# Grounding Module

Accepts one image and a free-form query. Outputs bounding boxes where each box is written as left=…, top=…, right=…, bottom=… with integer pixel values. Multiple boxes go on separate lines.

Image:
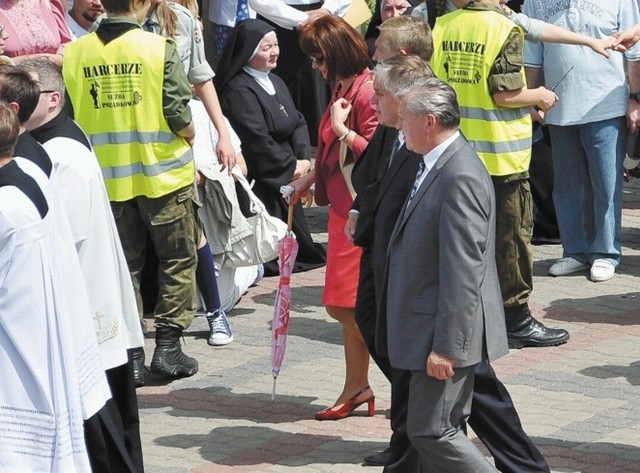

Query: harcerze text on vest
left=83, top=63, right=143, bottom=78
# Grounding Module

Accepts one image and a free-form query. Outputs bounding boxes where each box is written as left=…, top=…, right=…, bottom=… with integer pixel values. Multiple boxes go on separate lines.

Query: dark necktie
left=406, top=160, right=426, bottom=208
left=387, top=136, right=401, bottom=169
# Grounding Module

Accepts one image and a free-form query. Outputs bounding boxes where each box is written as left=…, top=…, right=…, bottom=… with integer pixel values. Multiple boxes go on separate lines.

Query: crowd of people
left=2, top=0, right=640, bottom=471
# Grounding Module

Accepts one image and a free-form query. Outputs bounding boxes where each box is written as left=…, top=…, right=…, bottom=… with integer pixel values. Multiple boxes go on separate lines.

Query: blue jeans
left=548, top=116, right=626, bottom=266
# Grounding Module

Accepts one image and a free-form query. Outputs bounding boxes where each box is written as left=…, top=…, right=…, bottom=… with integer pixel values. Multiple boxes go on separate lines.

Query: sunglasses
left=310, top=55, right=325, bottom=65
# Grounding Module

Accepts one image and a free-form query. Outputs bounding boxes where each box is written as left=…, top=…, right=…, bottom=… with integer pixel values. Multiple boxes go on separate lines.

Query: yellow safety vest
left=63, top=28, right=194, bottom=201
left=431, top=9, right=531, bottom=176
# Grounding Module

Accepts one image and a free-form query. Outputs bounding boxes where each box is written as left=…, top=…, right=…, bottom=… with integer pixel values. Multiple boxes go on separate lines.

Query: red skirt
left=322, top=209, right=362, bottom=308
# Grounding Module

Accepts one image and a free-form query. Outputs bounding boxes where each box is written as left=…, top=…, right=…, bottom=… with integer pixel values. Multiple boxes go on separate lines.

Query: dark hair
left=0, top=67, right=39, bottom=124
left=101, top=0, right=146, bottom=14
left=299, top=16, right=371, bottom=81
left=0, top=100, right=20, bottom=157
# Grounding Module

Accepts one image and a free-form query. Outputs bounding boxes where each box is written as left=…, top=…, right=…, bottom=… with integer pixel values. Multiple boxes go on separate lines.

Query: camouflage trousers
left=111, top=185, right=198, bottom=331
left=493, top=179, right=534, bottom=309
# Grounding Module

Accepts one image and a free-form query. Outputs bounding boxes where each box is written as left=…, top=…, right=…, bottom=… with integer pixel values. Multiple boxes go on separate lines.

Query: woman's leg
left=196, top=232, right=234, bottom=346
left=326, top=305, right=372, bottom=406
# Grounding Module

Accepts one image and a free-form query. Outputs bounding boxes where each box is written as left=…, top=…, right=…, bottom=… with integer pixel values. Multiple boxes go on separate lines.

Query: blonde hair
left=154, top=0, right=179, bottom=38
left=173, top=0, right=199, bottom=19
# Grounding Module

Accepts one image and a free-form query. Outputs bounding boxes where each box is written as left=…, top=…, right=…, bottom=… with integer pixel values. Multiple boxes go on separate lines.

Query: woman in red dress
left=293, top=16, right=378, bottom=420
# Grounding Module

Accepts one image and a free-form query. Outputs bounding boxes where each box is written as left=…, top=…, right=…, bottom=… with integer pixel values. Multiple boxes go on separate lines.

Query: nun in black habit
left=215, top=19, right=326, bottom=277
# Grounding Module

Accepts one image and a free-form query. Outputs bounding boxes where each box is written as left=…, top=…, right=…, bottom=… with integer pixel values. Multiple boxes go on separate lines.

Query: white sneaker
left=549, top=257, right=589, bottom=276
left=206, top=310, right=234, bottom=346
left=590, top=259, right=615, bottom=282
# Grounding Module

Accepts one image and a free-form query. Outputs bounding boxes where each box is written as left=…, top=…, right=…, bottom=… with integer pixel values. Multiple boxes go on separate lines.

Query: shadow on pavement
left=579, top=360, right=640, bottom=386
left=153, top=425, right=386, bottom=467
left=542, top=292, right=640, bottom=325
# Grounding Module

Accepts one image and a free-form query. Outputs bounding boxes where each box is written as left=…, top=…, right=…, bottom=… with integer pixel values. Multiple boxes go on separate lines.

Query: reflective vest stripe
left=100, top=148, right=193, bottom=179
left=459, top=106, right=529, bottom=123
left=470, top=137, right=531, bottom=155
left=89, top=130, right=178, bottom=146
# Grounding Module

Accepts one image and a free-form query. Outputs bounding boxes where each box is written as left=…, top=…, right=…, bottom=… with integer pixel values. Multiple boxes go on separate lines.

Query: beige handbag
left=342, top=0, right=373, bottom=28
left=339, top=139, right=357, bottom=200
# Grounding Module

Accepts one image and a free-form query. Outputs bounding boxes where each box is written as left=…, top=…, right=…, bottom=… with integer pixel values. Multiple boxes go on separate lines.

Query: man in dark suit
left=352, top=56, right=550, bottom=472
left=385, top=77, right=504, bottom=471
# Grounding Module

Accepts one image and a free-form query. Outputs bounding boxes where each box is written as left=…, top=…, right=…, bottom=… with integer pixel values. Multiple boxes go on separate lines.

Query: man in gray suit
left=386, top=78, right=508, bottom=472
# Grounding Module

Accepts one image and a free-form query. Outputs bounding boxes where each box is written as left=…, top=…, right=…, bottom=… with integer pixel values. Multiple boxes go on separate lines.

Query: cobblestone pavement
left=137, top=179, right=640, bottom=473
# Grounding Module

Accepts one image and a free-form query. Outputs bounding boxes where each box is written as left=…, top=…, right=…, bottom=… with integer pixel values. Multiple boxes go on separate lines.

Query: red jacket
left=314, top=69, right=378, bottom=219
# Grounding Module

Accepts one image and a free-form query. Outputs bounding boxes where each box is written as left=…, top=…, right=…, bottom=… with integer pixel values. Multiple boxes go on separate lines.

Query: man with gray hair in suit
left=384, top=77, right=508, bottom=472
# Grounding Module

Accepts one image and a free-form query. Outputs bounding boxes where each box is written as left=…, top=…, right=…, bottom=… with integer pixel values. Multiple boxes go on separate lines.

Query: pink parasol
left=271, top=204, right=299, bottom=400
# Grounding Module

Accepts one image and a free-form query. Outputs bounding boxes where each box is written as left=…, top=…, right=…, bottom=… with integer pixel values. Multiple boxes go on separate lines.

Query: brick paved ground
left=137, top=179, right=640, bottom=473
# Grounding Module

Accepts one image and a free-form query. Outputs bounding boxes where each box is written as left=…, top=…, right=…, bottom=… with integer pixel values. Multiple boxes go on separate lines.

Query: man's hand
left=529, top=106, right=545, bottom=124
left=288, top=172, right=314, bottom=205
left=344, top=212, right=358, bottom=242
left=426, top=351, right=455, bottom=380
left=628, top=99, right=640, bottom=134
left=534, top=87, right=559, bottom=112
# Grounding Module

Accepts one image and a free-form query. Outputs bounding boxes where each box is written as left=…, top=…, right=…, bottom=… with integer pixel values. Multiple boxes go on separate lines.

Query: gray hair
left=372, top=55, right=434, bottom=97
left=20, top=58, right=66, bottom=106
left=401, top=78, right=460, bottom=129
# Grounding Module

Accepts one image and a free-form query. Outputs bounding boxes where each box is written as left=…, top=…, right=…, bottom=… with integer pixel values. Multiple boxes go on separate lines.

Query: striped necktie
left=406, top=160, right=426, bottom=207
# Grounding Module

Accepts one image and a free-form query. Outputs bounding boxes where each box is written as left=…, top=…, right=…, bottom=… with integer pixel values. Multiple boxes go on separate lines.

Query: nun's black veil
left=214, top=19, right=275, bottom=93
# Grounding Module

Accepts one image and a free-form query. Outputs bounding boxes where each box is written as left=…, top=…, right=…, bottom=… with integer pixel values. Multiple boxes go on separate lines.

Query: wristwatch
left=630, top=92, right=640, bottom=102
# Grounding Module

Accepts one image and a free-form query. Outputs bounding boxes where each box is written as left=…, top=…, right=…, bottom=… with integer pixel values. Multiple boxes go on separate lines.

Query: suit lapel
left=374, top=146, right=411, bottom=209
left=393, top=136, right=467, bottom=236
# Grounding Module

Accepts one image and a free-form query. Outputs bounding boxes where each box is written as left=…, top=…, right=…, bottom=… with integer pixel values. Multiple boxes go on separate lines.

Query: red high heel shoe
left=314, top=386, right=375, bottom=421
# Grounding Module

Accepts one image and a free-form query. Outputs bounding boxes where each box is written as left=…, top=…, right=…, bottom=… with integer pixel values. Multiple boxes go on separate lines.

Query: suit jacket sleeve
left=432, top=169, right=493, bottom=362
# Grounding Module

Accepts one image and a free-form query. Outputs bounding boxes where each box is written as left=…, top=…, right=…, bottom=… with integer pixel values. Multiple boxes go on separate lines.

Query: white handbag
left=223, top=170, right=288, bottom=267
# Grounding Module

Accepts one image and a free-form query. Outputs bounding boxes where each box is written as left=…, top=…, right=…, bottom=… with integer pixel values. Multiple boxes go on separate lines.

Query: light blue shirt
left=523, top=0, right=640, bottom=126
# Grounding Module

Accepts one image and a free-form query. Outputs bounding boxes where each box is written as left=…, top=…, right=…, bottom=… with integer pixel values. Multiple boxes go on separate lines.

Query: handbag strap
left=338, top=77, right=372, bottom=200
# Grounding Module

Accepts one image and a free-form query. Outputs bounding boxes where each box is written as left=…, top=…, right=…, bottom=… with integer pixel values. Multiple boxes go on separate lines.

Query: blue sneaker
left=206, top=310, right=233, bottom=346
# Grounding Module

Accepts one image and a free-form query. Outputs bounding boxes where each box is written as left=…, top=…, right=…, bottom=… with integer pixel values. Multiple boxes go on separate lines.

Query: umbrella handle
left=287, top=204, right=294, bottom=233
left=272, top=377, right=277, bottom=402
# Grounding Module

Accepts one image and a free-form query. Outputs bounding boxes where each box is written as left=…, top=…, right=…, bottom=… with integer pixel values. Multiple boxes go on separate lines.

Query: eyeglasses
left=40, top=90, right=56, bottom=94
left=310, top=55, right=324, bottom=65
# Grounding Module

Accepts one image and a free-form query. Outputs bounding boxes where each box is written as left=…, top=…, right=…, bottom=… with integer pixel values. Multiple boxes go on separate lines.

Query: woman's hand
left=216, top=135, right=236, bottom=172
left=330, top=98, right=352, bottom=136
left=292, top=159, right=311, bottom=180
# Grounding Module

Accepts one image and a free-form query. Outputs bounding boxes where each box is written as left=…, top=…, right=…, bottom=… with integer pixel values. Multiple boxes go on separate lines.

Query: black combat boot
left=131, top=347, right=146, bottom=387
left=150, top=326, right=198, bottom=377
left=505, top=304, right=570, bottom=349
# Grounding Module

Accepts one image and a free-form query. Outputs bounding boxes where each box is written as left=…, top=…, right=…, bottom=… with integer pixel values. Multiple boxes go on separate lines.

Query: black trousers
left=84, top=350, right=144, bottom=473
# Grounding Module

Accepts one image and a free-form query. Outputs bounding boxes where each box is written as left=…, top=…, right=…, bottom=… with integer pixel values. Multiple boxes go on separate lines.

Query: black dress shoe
left=363, top=447, right=392, bottom=466
left=131, top=347, right=146, bottom=388
left=507, top=316, right=570, bottom=349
